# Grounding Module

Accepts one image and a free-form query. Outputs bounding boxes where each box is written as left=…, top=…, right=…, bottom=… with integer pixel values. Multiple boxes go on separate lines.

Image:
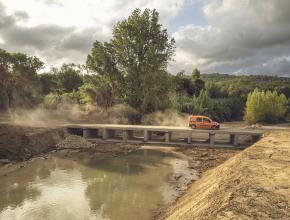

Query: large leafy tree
left=54, top=64, right=83, bottom=93
left=0, top=48, right=43, bottom=109
left=87, top=8, right=175, bottom=113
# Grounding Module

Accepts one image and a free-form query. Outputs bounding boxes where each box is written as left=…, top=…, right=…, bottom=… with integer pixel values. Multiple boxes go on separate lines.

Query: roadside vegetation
left=245, top=89, right=288, bottom=124
left=0, top=9, right=289, bottom=124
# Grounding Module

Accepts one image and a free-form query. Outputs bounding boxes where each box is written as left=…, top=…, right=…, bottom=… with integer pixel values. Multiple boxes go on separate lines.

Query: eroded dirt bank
left=0, top=124, right=141, bottom=164
left=0, top=124, right=67, bottom=161
left=161, top=131, right=290, bottom=220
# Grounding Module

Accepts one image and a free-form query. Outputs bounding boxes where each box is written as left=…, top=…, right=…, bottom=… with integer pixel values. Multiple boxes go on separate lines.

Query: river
left=0, top=148, right=196, bottom=220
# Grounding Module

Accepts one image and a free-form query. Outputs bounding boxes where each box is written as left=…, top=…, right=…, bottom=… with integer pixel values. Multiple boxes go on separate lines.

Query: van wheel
left=191, top=125, right=196, bottom=129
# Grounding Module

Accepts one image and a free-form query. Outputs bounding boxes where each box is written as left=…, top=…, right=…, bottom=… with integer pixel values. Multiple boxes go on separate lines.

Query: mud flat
left=160, top=130, right=290, bottom=220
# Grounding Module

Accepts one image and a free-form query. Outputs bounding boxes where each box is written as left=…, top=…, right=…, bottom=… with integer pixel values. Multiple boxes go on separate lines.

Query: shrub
left=245, top=89, right=288, bottom=124
left=176, top=90, right=243, bottom=122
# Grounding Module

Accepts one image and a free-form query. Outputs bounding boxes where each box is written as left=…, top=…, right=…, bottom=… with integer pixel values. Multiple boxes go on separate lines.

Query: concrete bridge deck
left=64, top=124, right=264, bottom=148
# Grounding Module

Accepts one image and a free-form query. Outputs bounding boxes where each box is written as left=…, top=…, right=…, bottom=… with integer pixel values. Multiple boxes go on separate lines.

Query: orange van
left=189, top=115, right=220, bottom=130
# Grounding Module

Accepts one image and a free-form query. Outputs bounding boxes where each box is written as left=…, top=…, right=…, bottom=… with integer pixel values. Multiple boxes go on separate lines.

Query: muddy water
left=0, top=149, right=195, bottom=220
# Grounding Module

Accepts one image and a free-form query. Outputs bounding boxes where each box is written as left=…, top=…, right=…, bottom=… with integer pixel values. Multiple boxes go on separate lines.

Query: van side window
left=203, top=118, right=211, bottom=123
left=196, top=117, right=202, bottom=122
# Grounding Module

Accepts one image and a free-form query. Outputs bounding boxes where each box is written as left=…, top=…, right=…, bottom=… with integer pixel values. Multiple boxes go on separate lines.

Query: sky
left=0, top=0, right=290, bottom=76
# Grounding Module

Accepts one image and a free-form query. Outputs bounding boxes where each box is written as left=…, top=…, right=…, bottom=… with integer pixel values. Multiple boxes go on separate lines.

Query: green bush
left=245, top=89, right=288, bottom=124
left=177, top=90, right=243, bottom=122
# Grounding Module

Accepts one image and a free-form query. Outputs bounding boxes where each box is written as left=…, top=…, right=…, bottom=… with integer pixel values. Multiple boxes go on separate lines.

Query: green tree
left=38, top=73, right=57, bottom=95
left=0, top=48, right=43, bottom=109
left=87, top=8, right=175, bottom=114
left=192, top=68, right=200, bottom=80
left=0, top=49, right=12, bottom=110
left=55, top=64, right=83, bottom=92
left=245, top=89, right=288, bottom=124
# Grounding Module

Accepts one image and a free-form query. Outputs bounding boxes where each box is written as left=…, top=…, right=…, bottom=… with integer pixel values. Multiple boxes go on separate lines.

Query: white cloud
left=1, top=0, right=290, bottom=76
left=0, top=0, right=188, bottom=69
left=3, top=0, right=187, bottom=28
left=171, top=0, right=290, bottom=76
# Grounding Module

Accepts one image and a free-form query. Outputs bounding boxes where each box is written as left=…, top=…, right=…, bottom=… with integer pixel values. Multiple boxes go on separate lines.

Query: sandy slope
left=162, top=131, right=290, bottom=220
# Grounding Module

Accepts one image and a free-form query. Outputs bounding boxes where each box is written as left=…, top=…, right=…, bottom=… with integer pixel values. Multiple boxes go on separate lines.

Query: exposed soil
left=0, top=124, right=67, bottom=161
left=151, top=147, right=240, bottom=218
left=160, top=130, right=290, bottom=220
left=177, top=147, right=240, bottom=174
left=0, top=124, right=143, bottom=165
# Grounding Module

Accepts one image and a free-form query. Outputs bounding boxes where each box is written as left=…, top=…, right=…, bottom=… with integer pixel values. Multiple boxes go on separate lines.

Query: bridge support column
left=102, top=128, right=108, bottom=140
left=187, top=132, right=192, bottom=144
left=144, top=130, right=152, bottom=142
left=102, top=129, right=115, bottom=140
left=123, top=130, right=133, bottom=142
left=230, top=134, right=238, bottom=146
left=209, top=132, right=215, bottom=146
left=83, top=129, right=98, bottom=139
left=165, top=132, right=172, bottom=143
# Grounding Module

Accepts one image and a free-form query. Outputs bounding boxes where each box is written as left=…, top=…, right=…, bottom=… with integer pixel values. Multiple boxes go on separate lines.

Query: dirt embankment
left=0, top=124, right=141, bottom=163
left=0, top=124, right=67, bottom=161
left=161, top=131, right=290, bottom=220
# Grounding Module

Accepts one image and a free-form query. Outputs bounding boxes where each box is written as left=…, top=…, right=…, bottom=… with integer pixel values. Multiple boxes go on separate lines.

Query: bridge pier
left=165, top=131, right=172, bottom=143
left=209, top=132, right=215, bottom=145
left=102, top=129, right=115, bottom=140
left=187, top=132, right=192, bottom=144
left=144, top=130, right=152, bottom=142
left=123, top=130, right=134, bottom=142
left=230, top=134, right=238, bottom=146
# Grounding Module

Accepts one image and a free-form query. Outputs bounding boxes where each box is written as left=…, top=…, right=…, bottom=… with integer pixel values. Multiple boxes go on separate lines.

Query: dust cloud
left=4, top=104, right=140, bottom=127
left=1, top=106, right=190, bottom=127
left=142, top=109, right=190, bottom=127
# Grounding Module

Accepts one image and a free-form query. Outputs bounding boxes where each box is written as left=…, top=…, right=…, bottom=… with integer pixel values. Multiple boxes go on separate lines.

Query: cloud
left=0, top=0, right=188, bottom=69
left=13, top=11, right=30, bottom=21
left=172, top=0, right=290, bottom=76
left=1, top=0, right=290, bottom=76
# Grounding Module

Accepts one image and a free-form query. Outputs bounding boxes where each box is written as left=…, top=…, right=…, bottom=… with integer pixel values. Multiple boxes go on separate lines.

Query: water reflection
left=0, top=149, right=184, bottom=220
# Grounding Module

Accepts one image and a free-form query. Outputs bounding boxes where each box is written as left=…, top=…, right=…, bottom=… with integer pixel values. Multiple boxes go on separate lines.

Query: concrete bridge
left=65, top=124, right=263, bottom=148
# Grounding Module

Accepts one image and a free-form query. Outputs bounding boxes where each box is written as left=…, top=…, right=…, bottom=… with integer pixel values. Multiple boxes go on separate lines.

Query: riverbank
left=160, top=130, right=290, bottom=219
left=0, top=124, right=67, bottom=161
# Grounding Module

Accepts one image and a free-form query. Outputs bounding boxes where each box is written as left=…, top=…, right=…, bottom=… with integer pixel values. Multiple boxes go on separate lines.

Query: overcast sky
left=0, top=0, right=290, bottom=76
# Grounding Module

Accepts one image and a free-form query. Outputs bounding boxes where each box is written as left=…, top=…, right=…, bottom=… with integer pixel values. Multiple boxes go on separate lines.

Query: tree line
left=0, top=9, right=289, bottom=123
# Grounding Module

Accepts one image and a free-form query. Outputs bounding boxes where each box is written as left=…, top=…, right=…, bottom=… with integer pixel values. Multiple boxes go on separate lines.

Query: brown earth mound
left=0, top=124, right=67, bottom=161
left=162, top=131, right=290, bottom=220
